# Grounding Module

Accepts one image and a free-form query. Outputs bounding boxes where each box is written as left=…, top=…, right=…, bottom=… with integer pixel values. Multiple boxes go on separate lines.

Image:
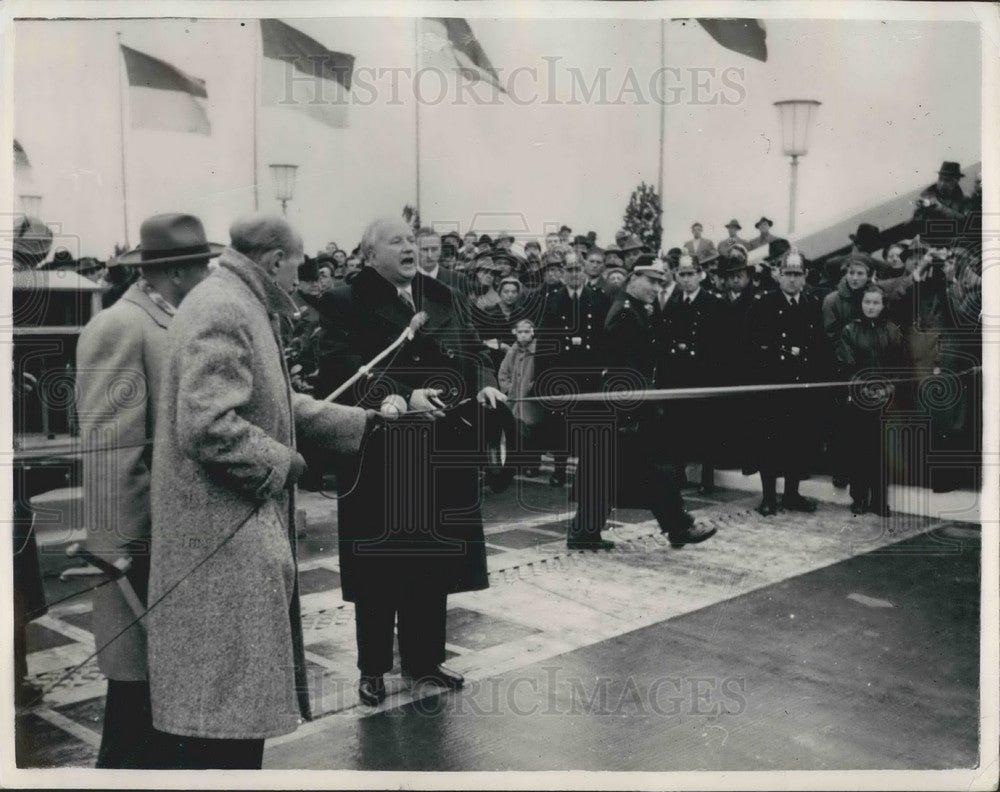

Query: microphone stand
left=324, top=311, right=427, bottom=403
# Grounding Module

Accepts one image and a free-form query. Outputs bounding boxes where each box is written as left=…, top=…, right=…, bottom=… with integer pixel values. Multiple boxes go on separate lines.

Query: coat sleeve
left=76, top=309, right=153, bottom=555
left=291, top=392, right=369, bottom=455
left=172, top=308, right=296, bottom=502
left=834, top=324, right=858, bottom=376
left=821, top=291, right=841, bottom=342
left=497, top=347, right=516, bottom=395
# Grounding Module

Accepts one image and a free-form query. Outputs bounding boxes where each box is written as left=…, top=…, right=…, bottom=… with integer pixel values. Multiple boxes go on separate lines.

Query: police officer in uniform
left=537, top=252, right=610, bottom=486
left=568, top=256, right=716, bottom=549
left=744, top=251, right=827, bottom=515
left=658, top=254, right=725, bottom=494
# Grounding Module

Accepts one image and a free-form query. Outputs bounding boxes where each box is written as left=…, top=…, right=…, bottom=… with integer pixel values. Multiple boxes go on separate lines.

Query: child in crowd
left=498, top=318, right=545, bottom=476
left=835, top=284, right=908, bottom=516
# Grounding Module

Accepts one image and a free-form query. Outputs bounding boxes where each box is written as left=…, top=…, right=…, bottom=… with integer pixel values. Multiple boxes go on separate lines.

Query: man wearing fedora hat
left=747, top=217, right=780, bottom=252
left=718, top=219, right=749, bottom=257
left=76, top=212, right=219, bottom=767
left=619, top=234, right=645, bottom=271
left=147, top=213, right=372, bottom=767
left=915, top=161, right=967, bottom=223
left=569, top=255, right=715, bottom=550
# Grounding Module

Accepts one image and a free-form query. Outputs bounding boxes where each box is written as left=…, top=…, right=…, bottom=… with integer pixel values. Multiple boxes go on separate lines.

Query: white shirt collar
left=684, top=287, right=701, bottom=303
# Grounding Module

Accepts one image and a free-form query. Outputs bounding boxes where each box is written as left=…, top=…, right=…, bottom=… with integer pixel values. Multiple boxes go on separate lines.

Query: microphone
left=406, top=310, right=429, bottom=340
left=324, top=310, right=428, bottom=403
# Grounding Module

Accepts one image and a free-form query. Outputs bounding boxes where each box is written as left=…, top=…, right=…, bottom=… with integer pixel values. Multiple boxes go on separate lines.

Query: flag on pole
left=120, top=44, right=211, bottom=134
left=421, top=18, right=505, bottom=94
left=14, top=139, right=30, bottom=168
left=260, top=19, right=355, bottom=129
left=696, top=19, right=767, bottom=62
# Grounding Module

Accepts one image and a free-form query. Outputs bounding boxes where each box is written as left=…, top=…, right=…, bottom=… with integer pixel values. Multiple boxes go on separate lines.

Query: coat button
left=447, top=349, right=455, bottom=358
left=412, top=355, right=421, bottom=362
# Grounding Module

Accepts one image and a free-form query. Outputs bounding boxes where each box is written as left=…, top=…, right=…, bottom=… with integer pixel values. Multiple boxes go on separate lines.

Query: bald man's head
left=229, top=213, right=304, bottom=292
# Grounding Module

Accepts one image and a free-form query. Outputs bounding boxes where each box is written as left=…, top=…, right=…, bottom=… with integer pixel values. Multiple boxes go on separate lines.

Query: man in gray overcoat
left=148, top=214, right=373, bottom=769
left=76, top=213, right=218, bottom=767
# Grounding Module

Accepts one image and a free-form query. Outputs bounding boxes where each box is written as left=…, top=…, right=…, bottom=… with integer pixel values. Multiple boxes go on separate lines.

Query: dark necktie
left=399, top=290, right=416, bottom=315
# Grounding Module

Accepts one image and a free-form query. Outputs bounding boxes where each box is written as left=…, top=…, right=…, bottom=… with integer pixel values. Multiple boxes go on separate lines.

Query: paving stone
left=298, top=567, right=341, bottom=596
left=488, top=528, right=563, bottom=550
left=446, top=607, right=541, bottom=651
left=58, top=611, right=92, bottom=634
left=26, top=622, right=75, bottom=652
left=54, top=695, right=105, bottom=731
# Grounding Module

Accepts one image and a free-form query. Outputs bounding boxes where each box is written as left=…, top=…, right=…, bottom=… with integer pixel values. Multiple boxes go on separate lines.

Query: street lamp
left=269, top=164, right=298, bottom=217
left=774, top=100, right=821, bottom=234
left=19, top=194, right=42, bottom=218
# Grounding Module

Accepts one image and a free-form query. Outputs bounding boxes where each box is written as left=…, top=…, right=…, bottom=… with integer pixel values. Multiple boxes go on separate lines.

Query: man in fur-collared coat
left=149, top=214, right=370, bottom=769
left=315, top=216, right=506, bottom=709
left=76, top=213, right=215, bottom=768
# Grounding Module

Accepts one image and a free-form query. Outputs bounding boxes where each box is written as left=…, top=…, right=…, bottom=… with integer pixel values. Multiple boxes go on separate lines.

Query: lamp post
left=19, top=194, right=42, bottom=218
left=774, top=100, right=821, bottom=234
left=269, top=164, right=298, bottom=217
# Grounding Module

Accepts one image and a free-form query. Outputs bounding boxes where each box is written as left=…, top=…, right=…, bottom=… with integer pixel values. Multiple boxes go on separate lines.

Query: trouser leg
left=354, top=597, right=396, bottom=675
left=96, top=679, right=162, bottom=769
left=159, top=734, right=265, bottom=770
left=760, top=471, right=777, bottom=505
left=397, top=589, right=447, bottom=673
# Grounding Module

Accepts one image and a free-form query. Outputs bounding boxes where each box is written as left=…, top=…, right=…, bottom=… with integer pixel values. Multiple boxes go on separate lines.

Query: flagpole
left=252, top=20, right=260, bottom=211
left=414, top=17, right=421, bottom=214
left=115, top=31, right=131, bottom=248
left=657, top=18, right=665, bottom=206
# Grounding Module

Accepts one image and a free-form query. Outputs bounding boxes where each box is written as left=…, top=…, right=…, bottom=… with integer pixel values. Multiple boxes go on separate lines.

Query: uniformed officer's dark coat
left=315, top=267, right=495, bottom=602
left=657, top=288, right=726, bottom=387
left=743, top=288, right=828, bottom=473
left=597, top=293, right=677, bottom=509
left=536, top=285, right=610, bottom=396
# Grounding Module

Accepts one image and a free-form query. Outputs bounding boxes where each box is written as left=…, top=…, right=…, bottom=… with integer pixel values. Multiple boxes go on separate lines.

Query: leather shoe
left=668, top=522, right=717, bottom=548
left=781, top=493, right=816, bottom=513
left=756, top=499, right=777, bottom=516
left=567, top=538, right=615, bottom=551
left=358, top=674, right=386, bottom=706
left=405, top=664, right=464, bottom=690
left=850, top=500, right=866, bottom=515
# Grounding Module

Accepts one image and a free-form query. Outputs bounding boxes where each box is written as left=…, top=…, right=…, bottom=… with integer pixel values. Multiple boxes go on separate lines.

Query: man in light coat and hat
left=718, top=219, right=749, bottom=257
left=76, top=213, right=218, bottom=768
left=148, top=213, right=372, bottom=768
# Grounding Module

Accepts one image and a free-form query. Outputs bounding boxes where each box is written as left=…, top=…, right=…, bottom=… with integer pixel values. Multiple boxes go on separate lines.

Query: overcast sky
left=12, top=9, right=982, bottom=257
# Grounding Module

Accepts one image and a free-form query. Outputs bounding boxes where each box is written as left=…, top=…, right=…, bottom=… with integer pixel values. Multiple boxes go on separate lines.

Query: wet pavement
left=14, top=470, right=982, bottom=772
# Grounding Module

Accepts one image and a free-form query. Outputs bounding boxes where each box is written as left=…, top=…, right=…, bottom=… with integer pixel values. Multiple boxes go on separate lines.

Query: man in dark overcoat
left=536, top=252, right=610, bottom=486
left=657, top=254, right=726, bottom=494
left=568, top=257, right=716, bottom=550
left=744, top=252, right=828, bottom=515
left=315, top=216, right=506, bottom=707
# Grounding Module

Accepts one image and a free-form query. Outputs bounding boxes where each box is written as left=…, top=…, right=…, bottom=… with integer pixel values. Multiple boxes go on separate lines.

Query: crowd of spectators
left=281, top=161, right=981, bottom=505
